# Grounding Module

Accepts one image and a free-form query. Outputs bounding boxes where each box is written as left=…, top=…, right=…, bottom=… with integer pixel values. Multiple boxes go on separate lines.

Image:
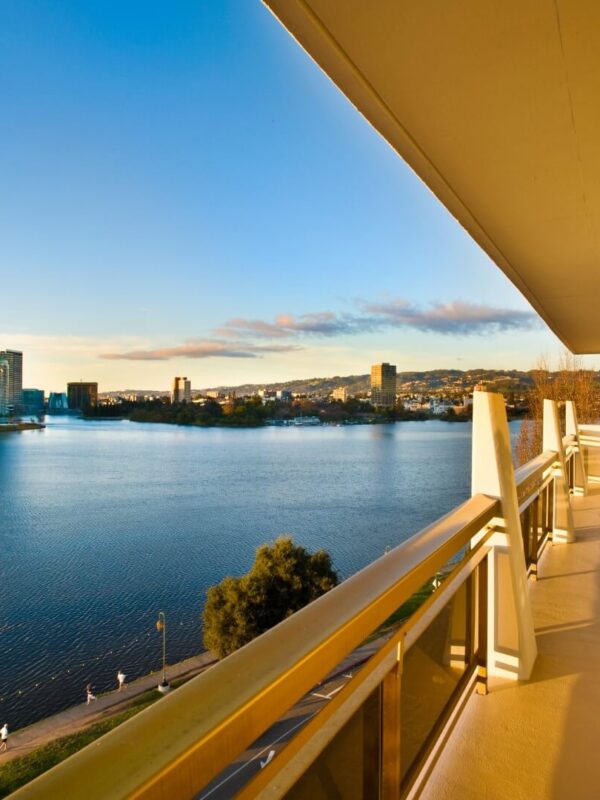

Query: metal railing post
left=543, top=399, right=575, bottom=543
left=565, top=400, right=588, bottom=496
left=381, top=640, right=403, bottom=799
left=476, top=555, right=488, bottom=696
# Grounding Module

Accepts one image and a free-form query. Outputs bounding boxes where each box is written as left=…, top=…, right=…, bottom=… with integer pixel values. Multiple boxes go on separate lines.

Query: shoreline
left=0, top=650, right=217, bottom=765
left=0, top=422, right=45, bottom=433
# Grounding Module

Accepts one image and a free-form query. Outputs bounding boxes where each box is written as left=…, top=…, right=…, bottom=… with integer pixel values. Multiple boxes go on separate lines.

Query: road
left=196, top=639, right=384, bottom=799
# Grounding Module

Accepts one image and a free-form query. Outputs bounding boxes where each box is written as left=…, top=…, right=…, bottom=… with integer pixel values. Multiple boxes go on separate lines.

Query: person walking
left=0, top=723, right=8, bottom=753
left=86, top=684, right=97, bottom=704
left=117, top=670, right=126, bottom=691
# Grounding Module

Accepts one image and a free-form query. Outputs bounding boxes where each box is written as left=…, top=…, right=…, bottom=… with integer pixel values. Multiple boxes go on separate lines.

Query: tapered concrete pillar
left=565, top=400, right=588, bottom=496
left=543, top=399, right=575, bottom=543
left=472, top=391, right=537, bottom=681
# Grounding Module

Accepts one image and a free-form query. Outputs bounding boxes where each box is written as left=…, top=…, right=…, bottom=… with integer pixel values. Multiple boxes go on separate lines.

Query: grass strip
left=0, top=695, right=159, bottom=798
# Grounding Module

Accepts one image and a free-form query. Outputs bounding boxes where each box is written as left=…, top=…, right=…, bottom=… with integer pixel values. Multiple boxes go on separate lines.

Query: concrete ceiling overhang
left=263, top=0, right=600, bottom=353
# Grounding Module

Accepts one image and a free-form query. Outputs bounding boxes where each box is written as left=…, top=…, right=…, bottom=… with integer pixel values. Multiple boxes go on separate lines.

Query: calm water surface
left=0, top=416, right=519, bottom=728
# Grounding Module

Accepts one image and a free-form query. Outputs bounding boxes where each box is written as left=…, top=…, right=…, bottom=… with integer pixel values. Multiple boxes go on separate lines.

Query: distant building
left=22, top=389, right=45, bottom=415
left=332, top=387, right=349, bottom=402
left=432, top=399, right=454, bottom=415
left=206, top=390, right=222, bottom=399
left=0, top=358, right=9, bottom=416
left=47, top=392, right=69, bottom=412
left=370, top=363, right=397, bottom=406
left=67, top=382, right=98, bottom=410
left=276, top=389, right=292, bottom=402
left=0, top=350, right=23, bottom=413
left=171, top=376, right=191, bottom=404
left=258, top=389, right=277, bottom=404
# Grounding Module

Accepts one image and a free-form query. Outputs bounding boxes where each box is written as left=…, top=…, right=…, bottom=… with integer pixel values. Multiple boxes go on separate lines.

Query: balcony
left=11, top=391, right=599, bottom=798
left=12, top=3, right=600, bottom=797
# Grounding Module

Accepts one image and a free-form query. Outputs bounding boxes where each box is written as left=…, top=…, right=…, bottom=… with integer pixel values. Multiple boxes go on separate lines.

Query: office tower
left=0, top=350, right=23, bottom=412
left=171, top=376, right=192, bottom=404
left=370, top=362, right=397, bottom=406
left=22, top=389, right=45, bottom=415
left=0, top=358, right=9, bottom=416
left=67, top=382, right=98, bottom=410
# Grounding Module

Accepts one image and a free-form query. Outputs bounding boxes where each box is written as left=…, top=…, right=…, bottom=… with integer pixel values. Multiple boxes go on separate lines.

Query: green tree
left=202, top=536, right=338, bottom=658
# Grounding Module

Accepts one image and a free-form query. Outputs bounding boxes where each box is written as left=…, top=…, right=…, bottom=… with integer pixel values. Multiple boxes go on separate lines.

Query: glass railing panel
left=400, top=576, right=475, bottom=785
left=283, top=688, right=381, bottom=800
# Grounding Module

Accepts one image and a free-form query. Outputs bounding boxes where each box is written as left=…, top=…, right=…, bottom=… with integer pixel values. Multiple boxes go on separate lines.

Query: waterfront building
left=171, top=377, right=192, bottom=404
left=22, top=389, right=45, bottom=415
left=47, top=392, right=69, bottom=412
left=0, top=349, right=23, bottom=413
left=67, top=382, right=98, bottom=410
left=370, top=362, right=397, bottom=406
left=331, top=386, right=349, bottom=402
left=0, top=358, right=9, bottom=417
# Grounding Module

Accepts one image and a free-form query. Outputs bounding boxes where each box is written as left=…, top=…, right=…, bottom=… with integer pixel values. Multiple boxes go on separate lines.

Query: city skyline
left=2, top=1, right=597, bottom=393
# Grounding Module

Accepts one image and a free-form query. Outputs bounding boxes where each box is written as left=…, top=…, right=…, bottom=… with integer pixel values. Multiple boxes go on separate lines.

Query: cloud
left=217, top=299, right=540, bottom=340
left=360, top=299, right=540, bottom=335
left=218, top=311, right=379, bottom=338
left=100, top=339, right=302, bottom=361
left=97, top=298, right=540, bottom=363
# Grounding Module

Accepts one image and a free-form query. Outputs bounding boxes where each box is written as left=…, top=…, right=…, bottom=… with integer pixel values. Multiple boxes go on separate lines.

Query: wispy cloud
left=216, top=311, right=372, bottom=338
left=100, top=339, right=301, bottom=361
left=217, top=299, right=540, bottom=339
left=359, top=299, right=540, bottom=335
left=97, top=298, right=540, bottom=363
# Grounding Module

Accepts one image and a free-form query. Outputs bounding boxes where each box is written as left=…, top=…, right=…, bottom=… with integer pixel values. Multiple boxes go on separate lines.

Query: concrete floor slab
left=421, top=490, right=600, bottom=800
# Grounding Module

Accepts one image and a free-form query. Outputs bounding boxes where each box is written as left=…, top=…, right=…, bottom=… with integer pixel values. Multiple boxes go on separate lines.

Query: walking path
left=0, top=651, right=217, bottom=764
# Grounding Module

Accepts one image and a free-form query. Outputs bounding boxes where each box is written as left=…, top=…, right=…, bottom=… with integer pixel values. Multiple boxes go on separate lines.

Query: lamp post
left=156, top=612, right=170, bottom=694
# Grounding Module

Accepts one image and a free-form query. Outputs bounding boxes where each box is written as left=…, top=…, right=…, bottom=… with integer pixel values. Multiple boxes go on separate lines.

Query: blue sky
left=0, top=1, right=588, bottom=392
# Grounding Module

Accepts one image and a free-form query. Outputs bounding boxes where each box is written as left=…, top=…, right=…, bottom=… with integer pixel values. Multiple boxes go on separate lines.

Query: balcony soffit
left=263, top=0, right=600, bottom=353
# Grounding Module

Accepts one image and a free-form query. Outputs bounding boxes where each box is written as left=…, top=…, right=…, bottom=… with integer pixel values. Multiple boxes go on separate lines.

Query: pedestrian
left=117, top=670, right=126, bottom=691
left=0, top=723, right=8, bottom=753
left=86, top=684, right=97, bottom=704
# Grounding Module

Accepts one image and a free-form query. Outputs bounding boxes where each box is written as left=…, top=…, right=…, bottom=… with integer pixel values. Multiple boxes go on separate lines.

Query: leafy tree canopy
left=202, top=536, right=338, bottom=658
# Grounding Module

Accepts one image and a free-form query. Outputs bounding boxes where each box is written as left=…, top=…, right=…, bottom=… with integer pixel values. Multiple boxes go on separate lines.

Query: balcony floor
left=421, top=488, right=600, bottom=800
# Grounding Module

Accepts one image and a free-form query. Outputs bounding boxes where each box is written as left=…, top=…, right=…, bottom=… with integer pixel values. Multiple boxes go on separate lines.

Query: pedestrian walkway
left=0, top=651, right=216, bottom=764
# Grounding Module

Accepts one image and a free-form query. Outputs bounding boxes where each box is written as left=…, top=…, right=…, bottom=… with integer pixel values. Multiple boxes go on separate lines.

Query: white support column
left=543, top=399, right=576, bottom=543
left=472, top=391, right=537, bottom=681
left=565, top=400, right=588, bottom=496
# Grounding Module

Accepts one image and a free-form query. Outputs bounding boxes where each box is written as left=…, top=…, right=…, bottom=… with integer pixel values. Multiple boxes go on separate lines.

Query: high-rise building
left=171, top=377, right=192, bottom=403
left=370, top=362, right=397, bottom=406
left=0, top=358, right=9, bottom=417
left=0, top=350, right=23, bottom=412
left=67, top=382, right=98, bottom=410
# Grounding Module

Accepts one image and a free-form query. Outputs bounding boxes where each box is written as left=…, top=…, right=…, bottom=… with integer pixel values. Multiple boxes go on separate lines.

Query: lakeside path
left=0, top=651, right=217, bottom=764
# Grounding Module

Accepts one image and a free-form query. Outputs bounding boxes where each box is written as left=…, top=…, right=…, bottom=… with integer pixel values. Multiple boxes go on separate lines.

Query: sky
left=0, top=1, right=594, bottom=393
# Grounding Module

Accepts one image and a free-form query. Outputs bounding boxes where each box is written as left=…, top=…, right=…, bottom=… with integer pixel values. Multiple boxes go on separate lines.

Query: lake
left=0, top=416, right=519, bottom=729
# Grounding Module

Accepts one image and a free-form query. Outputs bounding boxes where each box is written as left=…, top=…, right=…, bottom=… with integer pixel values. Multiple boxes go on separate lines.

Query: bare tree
left=514, top=354, right=600, bottom=466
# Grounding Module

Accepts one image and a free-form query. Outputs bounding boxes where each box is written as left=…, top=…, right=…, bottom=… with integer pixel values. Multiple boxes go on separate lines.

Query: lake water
left=0, top=416, right=519, bottom=729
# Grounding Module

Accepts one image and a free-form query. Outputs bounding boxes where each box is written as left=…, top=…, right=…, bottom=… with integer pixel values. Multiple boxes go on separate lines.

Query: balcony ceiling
left=264, top=0, right=600, bottom=353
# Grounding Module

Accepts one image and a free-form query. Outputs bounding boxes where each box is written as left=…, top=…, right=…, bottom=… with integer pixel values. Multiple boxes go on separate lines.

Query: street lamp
left=156, top=612, right=170, bottom=694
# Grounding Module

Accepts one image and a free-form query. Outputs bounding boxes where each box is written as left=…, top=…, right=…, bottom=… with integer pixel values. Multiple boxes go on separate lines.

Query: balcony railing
left=11, top=393, right=595, bottom=800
